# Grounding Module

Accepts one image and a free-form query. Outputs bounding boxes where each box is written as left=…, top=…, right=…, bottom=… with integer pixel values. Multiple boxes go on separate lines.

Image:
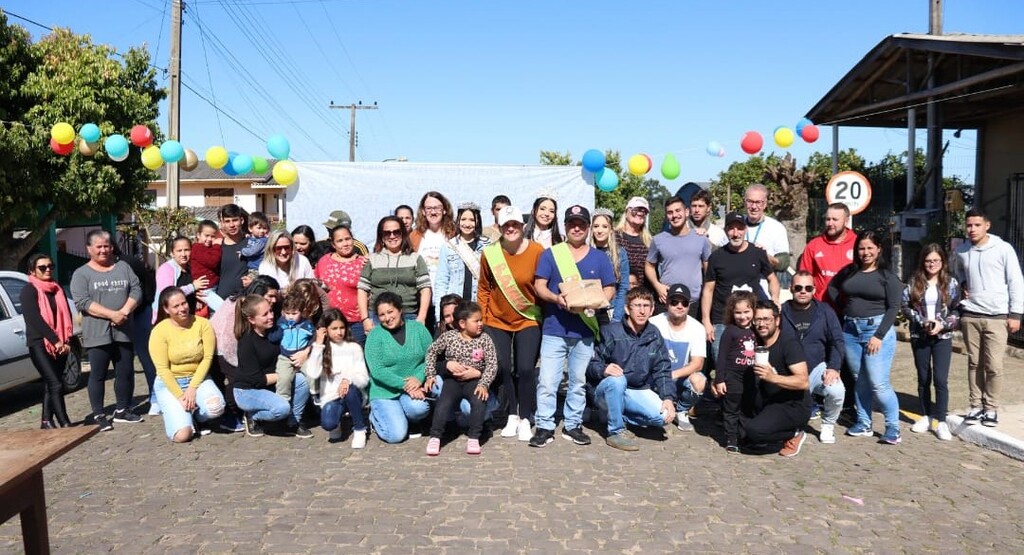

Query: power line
left=4, top=10, right=53, bottom=31
left=188, top=0, right=225, bottom=143
left=180, top=80, right=269, bottom=144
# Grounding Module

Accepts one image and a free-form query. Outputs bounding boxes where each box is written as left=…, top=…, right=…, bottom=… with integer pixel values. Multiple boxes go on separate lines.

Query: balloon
left=266, top=134, right=290, bottom=160
left=222, top=153, right=240, bottom=176
left=105, top=134, right=130, bottom=160
left=642, top=154, right=653, bottom=172
left=717, top=147, right=726, bottom=158
left=801, top=124, right=820, bottom=143
left=181, top=149, right=199, bottom=171
left=78, top=139, right=100, bottom=156
left=79, top=123, right=102, bottom=144
left=232, top=154, right=254, bottom=174
left=130, top=125, right=154, bottom=147
left=661, top=153, right=681, bottom=180
left=206, top=146, right=229, bottom=169
left=595, top=167, right=619, bottom=192
left=774, top=127, right=795, bottom=148
left=273, top=160, right=299, bottom=185
left=50, top=138, right=74, bottom=156
left=51, top=122, right=75, bottom=145
left=581, top=149, right=605, bottom=173
left=795, top=118, right=813, bottom=136
left=627, top=154, right=650, bottom=176
left=740, top=131, right=763, bottom=155
left=140, top=145, right=163, bottom=170
left=252, top=156, right=269, bottom=174
left=706, top=141, right=723, bottom=157
left=160, top=140, right=185, bottom=163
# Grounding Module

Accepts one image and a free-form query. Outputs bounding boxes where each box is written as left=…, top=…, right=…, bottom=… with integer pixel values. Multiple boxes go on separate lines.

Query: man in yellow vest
left=530, top=205, right=617, bottom=448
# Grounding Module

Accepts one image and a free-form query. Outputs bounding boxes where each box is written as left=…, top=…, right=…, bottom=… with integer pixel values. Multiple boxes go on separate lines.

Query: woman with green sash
left=478, top=205, right=545, bottom=441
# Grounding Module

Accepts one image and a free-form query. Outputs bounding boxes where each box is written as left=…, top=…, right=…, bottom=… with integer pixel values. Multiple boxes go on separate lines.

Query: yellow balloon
left=141, top=145, right=164, bottom=170
left=627, top=154, right=649, bottom=177
left=272, top=160, right=298, bottom=186
left=206, top=146, right=229, bottom=169
left=51, top=122, right=75, bottom=145
left=774, top=127, right=795, bottom=148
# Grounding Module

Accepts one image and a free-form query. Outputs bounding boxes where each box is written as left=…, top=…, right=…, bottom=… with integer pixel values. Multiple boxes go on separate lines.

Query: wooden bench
left=0, top=426, right=98, bottom=554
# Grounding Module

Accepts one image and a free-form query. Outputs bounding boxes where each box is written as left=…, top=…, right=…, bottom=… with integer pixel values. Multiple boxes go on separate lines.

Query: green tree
left=0, top=15, right=165, bottom=270
left=802, top=149, right=867, bottom=198
left=709, top=154, right=780, bottom=214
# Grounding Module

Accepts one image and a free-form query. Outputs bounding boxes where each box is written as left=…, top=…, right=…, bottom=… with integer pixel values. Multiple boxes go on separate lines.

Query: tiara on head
left=593, top=208, right=614, bottom=219
left=534, top=189, right=558, bottom=202
left=457, top=201, right=480, bottom=211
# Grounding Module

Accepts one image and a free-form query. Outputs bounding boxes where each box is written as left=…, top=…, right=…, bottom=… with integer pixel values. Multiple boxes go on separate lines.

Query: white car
left=0, top=270, right=85, bottom=393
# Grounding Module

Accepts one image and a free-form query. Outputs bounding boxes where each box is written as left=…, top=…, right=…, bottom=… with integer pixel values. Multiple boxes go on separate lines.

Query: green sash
left=550, top=243, right=601, bottom=340
left=483, top=243, right=542, bottom=322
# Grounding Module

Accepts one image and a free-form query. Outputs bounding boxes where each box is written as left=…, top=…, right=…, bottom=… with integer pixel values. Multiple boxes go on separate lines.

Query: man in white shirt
left=743, top=184, right=791, bottom=290
left=649, top=284, right=707, bottom=431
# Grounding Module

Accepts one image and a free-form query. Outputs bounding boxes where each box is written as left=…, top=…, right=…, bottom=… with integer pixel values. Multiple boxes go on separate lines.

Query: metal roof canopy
left=806, top=33, right=1024, bottom=128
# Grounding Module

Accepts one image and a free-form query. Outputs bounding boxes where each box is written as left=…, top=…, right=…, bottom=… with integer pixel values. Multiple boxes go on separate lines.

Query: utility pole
left=167, top=0, right=183, bottom=208
left=329, top=101, right=377, bottom=161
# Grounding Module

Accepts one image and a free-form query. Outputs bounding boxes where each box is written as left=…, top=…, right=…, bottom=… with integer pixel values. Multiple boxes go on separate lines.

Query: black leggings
left=486, top=325, right=541, bottom=422
left=86, top=342, right=135, bottom=414
left=430, top=378, right=487, bottom=439
left=720, top=368, right=756, bottom=445
left=28, top=342, right=71, bottom=426
left=911, top=335, right=951, bottom=420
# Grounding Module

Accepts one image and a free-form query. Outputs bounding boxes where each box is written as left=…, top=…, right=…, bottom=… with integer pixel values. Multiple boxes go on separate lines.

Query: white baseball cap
left=497, top=205, right=525, bottom=226
left=626, top=197, right=650, bottom=211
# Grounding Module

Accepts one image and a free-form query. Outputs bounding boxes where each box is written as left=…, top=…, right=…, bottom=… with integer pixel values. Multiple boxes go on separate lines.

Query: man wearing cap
left=649, top=284, right=708, bottom=431
left=587, top=287, right=676, bottom=451
left=615, top=196, right=652, bottom=291
left=530, top=204, right=617, bottom=448
left=743, top=184, right=791, bottom=287
left=319, top=210, right=369, bottom=257
left=645, top=196, right=711, bottom=311
left=701, top=212, right=779, bottom=360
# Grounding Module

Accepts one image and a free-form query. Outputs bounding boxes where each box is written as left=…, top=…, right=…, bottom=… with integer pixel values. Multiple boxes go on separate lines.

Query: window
left=144, top=189, right=157, bottom=206
left=0, top=277, right=25, bottom=315
left=204, top=188, right=235, bottom=207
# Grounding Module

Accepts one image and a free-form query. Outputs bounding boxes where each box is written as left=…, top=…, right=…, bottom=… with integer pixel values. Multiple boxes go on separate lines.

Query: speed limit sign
left=825, top=171, right=872, bottom=215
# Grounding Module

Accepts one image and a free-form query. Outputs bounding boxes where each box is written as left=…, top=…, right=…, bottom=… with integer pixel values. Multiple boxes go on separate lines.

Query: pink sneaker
left=466, top=438, right=481, bottom=455
left=426, top=437, right=441, bottom=456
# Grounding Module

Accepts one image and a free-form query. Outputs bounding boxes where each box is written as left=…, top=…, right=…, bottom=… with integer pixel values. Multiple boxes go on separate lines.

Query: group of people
left=19, top=184, right=1023, bottom=457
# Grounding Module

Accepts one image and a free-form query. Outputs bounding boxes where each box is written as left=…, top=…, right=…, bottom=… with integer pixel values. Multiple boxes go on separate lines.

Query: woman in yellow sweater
left=149, top=287, right=225, bottom=442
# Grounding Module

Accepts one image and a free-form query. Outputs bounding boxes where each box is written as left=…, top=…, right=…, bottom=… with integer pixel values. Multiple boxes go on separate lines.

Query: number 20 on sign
left=825, top=171, right=872, bottom=215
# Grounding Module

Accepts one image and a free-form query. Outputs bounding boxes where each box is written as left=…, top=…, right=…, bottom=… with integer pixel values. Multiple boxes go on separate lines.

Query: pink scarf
left=28, top=275, right=73, bottom=357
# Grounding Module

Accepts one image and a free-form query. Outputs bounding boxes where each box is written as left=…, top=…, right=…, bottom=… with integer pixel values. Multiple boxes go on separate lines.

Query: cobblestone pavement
left=3, top=345, right=1024, bottom=554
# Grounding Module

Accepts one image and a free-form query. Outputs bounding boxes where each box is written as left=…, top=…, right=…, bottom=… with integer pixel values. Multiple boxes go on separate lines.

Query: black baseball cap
left=564, top=204, right=591, bottom=224
left=724, top=211, right=747, bottom=229
left=667, top=284, right=691, bottom=302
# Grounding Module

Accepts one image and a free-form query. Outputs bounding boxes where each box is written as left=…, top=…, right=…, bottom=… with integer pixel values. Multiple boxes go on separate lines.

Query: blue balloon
left=796, top=118, right=813, bottom=135
left=159, top=140, right=185, bottom=163
left=105, top=134, right=129, bottom=159
left=79, top=123, right=101, bottom=144
left=582, top=149, right=605, bottom=173
left=232, top=154, right=254, bottom=174
left=267, top=134, right=290, bottom=160
left=596, top=168, right=619, bottom=192
left=222, top=152, right=240, bottom=176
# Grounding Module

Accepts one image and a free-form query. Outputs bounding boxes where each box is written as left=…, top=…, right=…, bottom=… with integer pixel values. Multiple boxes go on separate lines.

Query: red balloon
left=130, top=124, right=154, bottom=147
left=740, top=131, right=763, bottom=155
left=641, top=153, right=653, bottom=173
left=801, top=124, right=820, bottom=143
left=50, top=138, right=74, bottom=156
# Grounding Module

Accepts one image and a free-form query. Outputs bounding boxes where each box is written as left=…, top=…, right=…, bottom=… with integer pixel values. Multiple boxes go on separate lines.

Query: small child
left=423, top=301, right=497, bottom=456
left=240, top=212, right=270, bottom=275
left=190, top=220, right=225, bottom=315
left=712, top=291, right=759, bottom=453
left=275, top=292, right=316, bottom=403
left=303, top=309, right=369, bottom=449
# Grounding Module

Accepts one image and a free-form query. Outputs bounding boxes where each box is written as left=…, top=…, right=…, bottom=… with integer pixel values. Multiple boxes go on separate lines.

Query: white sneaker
left=819, top=423, right=836, bottom=444
left=329, top=427, right=344, bottom=441
left=936, top=422, right=952, bottom=441
left=517, top=418, right=533, bottom=441
left=351, top=429, right=367, bottom=449
left=911, top=416, right=931, bottom=433
left=675, top=413, right=693, bottom=431
left=501, top=415, right=520, bottom=438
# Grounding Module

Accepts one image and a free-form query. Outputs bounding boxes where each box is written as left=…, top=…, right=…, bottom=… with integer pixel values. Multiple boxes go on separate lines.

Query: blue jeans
left=594, top=375, right=665, bottom=435
left=348, top=321, right=366, bottom=346
left=709, top=323, right=727, bottom=365
left=369, top=394, right=430, bottom=443
left=153, top=377, right=225, bottom=440
left=808, top=362, right=845, bottom=426
left=674, top=375, right=705, bottom=413
left=234, top=373, right=310, bottom=426
left=843, top=317, right=899, bottom=429
left=535, top=335, right=594, bottom=431
left=132, top=306, right=157, bottom=404
left=321, top=387, right=367, bottom=432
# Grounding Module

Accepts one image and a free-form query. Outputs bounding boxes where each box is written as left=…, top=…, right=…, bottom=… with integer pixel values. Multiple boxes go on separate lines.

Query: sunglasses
left=36, top=264, right=54, bottom=271
left=382, top=229, right=402, bottom=237
left=669, top=298, right=690, bottom=307
left=792, top=285, right=815, bottom=293
left=273, top=245, right=293, bottom=252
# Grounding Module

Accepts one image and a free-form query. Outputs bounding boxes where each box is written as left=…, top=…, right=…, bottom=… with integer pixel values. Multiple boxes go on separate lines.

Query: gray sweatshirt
left=70, top=261, right=142, bottom=347
left=952, top=234, right=1024, bottom=319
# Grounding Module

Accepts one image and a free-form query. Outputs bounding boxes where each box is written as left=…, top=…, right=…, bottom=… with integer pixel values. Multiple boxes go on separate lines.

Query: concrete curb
left=947, top=414, right=1024, bottom=461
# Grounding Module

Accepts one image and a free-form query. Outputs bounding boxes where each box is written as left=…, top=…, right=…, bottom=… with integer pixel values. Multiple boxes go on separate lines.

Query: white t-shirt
left=744, top=215, right=789, bottom=257
left=649, top=313, right=707, bottom=369
left=417, top=229, right=447, bottom=287
left=924, top=283, right=939, bottom=321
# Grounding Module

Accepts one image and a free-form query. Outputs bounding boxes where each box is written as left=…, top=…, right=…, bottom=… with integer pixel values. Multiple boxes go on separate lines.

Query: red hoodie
left=799, top=229, right=857, bottom=302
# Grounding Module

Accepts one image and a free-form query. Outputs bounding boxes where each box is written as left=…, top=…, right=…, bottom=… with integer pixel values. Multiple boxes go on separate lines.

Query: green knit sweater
left=364, top=321, right=432, bottom=401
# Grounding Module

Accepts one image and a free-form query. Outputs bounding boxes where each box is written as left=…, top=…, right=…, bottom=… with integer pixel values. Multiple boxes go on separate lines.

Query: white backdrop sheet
left=286, top=162, right=595, bottom=244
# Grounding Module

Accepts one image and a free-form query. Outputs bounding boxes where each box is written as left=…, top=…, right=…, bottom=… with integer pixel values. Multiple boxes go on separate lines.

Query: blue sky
left=7, top=0, right=1022, bottom=182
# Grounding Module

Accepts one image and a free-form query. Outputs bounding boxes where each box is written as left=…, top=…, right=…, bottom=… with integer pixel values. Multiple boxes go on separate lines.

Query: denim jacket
left=597, top=245, right=630, bottom=322
left=433, top=236, right=490, bottom=320
left=900, top=278, right=960, bottom=340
